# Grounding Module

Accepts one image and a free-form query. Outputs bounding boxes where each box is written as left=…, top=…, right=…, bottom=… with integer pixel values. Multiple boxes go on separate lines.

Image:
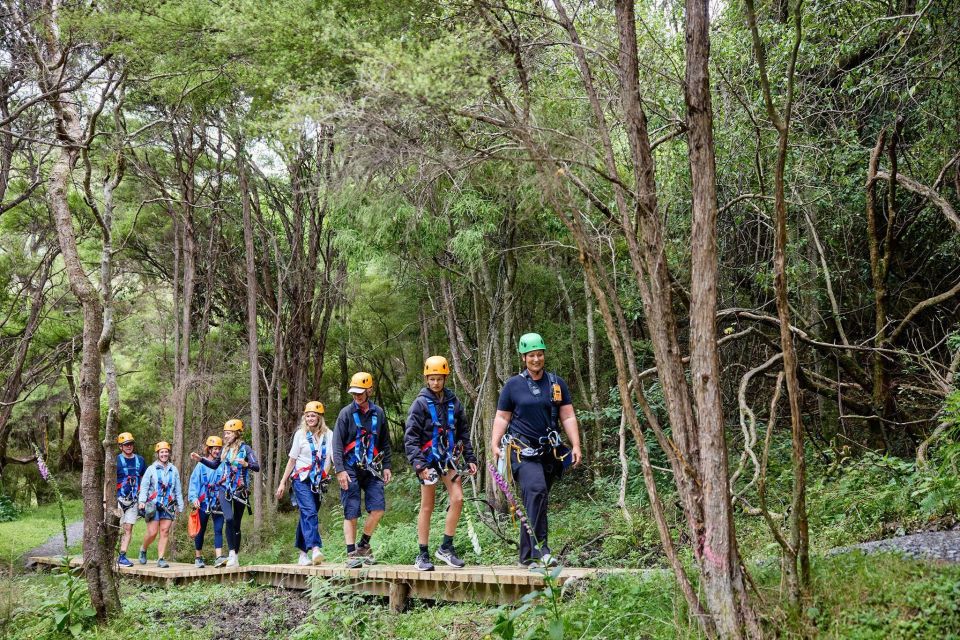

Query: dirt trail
left=22, top=519, right=84, bottom=567
left=840, top=529, right=960, bottom=562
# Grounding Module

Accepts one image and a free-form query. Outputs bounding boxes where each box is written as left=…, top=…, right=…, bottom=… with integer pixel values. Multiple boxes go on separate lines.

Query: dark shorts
left=339, top=467, right=386, bottom=520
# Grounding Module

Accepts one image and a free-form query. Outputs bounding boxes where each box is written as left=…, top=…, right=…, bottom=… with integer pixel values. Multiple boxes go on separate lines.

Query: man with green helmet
left=491, top=332, right=582, bottom=568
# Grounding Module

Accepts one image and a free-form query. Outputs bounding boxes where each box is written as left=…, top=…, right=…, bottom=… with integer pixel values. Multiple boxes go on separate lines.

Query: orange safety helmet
left=304, top=401, right=325, bottom=415
left=347, top=372, right=374, bottom=394
left=117, top=432, right=135, bottom=445
left=205, top=435, right=223, bottom=448
left=423, top=356, right=450, bottom=376
left=223, top=419, right=244, bottom=433
left=154, top=441, right=172, bottom=453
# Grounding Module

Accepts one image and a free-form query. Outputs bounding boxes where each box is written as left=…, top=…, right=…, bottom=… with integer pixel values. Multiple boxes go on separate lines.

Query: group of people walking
left=114, top=332, right=582, bottom=571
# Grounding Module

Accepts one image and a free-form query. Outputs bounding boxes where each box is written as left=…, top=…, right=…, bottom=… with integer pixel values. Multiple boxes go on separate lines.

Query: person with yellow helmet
left=275, top=401, right=333, bottom=566
left=491, top=333, right=582, bottom=569
left=332, top=371, right=393, bottom=568
left=114, top=432, right=146, bottom=567
left=404, top=356, right=478, bottom=571
left=136, top=441, right=184, bottom=568
left=191, top=418, right=260, bottom=568
left=188, top=435, right=225, bottom=568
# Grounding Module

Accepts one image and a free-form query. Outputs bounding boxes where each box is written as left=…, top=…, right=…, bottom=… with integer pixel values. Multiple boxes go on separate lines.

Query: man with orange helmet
left=115, top=432, right=145, bottom=567
left=333, top=371, right=393, bottom=568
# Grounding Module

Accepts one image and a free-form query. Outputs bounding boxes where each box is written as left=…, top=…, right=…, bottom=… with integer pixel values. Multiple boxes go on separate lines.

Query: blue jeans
left=194, top=508, right=224, bottom=551
left=292, top=477, right=323, bottom=551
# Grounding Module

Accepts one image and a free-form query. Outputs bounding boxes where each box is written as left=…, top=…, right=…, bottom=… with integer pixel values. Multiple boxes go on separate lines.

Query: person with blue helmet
left=491, top=333, right=582, bottom=568
left=115, top=432, right=146, bottom=568
left=188, top=435, right=225, bottom=568
left=332, top=372, right=393, bottom=569
left=275, top=401, right=334, bottom=567
left=136, top=441, right=184, bottom=568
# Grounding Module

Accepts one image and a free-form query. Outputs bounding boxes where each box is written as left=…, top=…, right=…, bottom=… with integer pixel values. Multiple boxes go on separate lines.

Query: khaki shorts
left=120, top=503, right=139, bottom=525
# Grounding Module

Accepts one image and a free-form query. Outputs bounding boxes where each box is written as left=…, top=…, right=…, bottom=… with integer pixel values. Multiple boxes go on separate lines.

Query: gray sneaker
left=157, top=558, right=169, bottom=569
left=138, top=549, right=147, bottom=564
left=213, top=555, right=227, bottom=568
left=194, top=558, right=205, bottom=569
left=435, top=546, right=465, bottom=568
left=414, top=551, right=435, bottom=571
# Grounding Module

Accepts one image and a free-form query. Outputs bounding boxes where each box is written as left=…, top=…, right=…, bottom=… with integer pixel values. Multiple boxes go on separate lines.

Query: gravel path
left=835, top=530, right=960, bottom=563
left=22, top=519, right=84, bottom=567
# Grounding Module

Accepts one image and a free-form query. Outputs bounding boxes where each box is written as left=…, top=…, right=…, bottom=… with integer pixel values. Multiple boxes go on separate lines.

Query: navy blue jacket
left=404, top=387, right=477, bottom=471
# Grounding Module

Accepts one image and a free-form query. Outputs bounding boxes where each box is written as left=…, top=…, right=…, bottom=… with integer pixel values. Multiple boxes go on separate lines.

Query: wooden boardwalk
left=29, top=556, right=611, bottom=611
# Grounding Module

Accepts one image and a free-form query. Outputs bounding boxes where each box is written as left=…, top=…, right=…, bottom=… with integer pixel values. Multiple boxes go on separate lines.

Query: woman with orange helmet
left=136, top=441, right=184, bottom=568
left=188, top=435, right=225, bottom=568
left=191, top=418, right=260, bottom=567
left=275, top=401, right=333, bottom=566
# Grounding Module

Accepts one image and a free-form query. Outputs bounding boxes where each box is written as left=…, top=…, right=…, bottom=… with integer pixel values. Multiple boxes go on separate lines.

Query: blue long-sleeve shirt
left=188, top=457, right=223, bottom=511
left=138, top=461, right=184, bottom=513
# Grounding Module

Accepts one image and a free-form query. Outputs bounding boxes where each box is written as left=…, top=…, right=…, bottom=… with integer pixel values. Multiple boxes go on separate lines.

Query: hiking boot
left=194, top=558, right=205, bottom=569
left=345, top=550, right=364, bottom=569
left=435, top=545, right=465, bottom=568
left=213, top=555, right=227, bottom=568
left=157, top=558, right=169, bottom=569
left=117, top=554, right=133, bottom=568
left=355, top=542, right=375, bottom=565
left=138, top=549, right=147, bottom=565
left=414, top=551, right=435, bottom=572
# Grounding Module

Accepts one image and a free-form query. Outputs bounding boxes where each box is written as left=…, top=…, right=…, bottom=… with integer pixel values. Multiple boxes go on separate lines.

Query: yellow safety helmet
left=223, top=419, right=244, bottom=433
left=155, top=441, right=172, bottom=453
left=117, top=432, right=135, bottom=445
left=423, top=356, right=450, bottom=376
left=347, top=372, right=374, bottom=394
left=205, top=435, right=223, bottom=448
left=304, top=401, right=325, bottom=415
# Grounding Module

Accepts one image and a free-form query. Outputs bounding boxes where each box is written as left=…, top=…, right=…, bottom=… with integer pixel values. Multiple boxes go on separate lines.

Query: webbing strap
left=299, top=430, right=329, bottom=484
left=349, top=408, right=378, bottom=467
left=116, top=455, right=142, bottom=498
left=424, top=399, right=456, bottom=466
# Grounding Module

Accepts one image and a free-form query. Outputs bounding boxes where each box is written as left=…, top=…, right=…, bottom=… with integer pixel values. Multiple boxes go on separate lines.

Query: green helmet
left=518, top=332, right=547, bottom=354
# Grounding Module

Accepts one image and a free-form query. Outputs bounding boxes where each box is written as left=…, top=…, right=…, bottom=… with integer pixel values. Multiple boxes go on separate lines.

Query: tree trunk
left=239, top=148, right=266, bottom=532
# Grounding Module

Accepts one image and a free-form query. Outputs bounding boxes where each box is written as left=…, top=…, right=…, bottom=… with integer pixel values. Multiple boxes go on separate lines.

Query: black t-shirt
left=496, top=371, right=572, bottom=441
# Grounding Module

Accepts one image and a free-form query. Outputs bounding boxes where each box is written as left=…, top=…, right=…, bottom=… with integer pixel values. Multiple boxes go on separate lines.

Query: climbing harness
left=296, top=430, right=330, bottom=495
left=344, top=407, right=384, bottom=480
left=116, top=455, right=142, bottom=508
left=146, top=464, right=177, bottom=515
left=517, top=370, right=573, bottom=469
left=421, top=399, right=462, bottom=475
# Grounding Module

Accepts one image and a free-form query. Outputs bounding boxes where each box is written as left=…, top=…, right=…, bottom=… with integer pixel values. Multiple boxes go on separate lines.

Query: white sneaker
left=311, top=548, right=324, bottom=565
left=226, top=551, right=239, bottom=568
left=297, top=552, right=310, bottom=566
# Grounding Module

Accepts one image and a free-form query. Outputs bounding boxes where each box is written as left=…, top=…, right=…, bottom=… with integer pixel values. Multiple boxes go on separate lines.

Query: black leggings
left=219, top=492, right=246, bottom=552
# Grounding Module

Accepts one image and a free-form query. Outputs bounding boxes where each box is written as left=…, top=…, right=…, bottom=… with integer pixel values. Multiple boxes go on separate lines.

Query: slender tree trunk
left=239, top=148, right=265, bottom=531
